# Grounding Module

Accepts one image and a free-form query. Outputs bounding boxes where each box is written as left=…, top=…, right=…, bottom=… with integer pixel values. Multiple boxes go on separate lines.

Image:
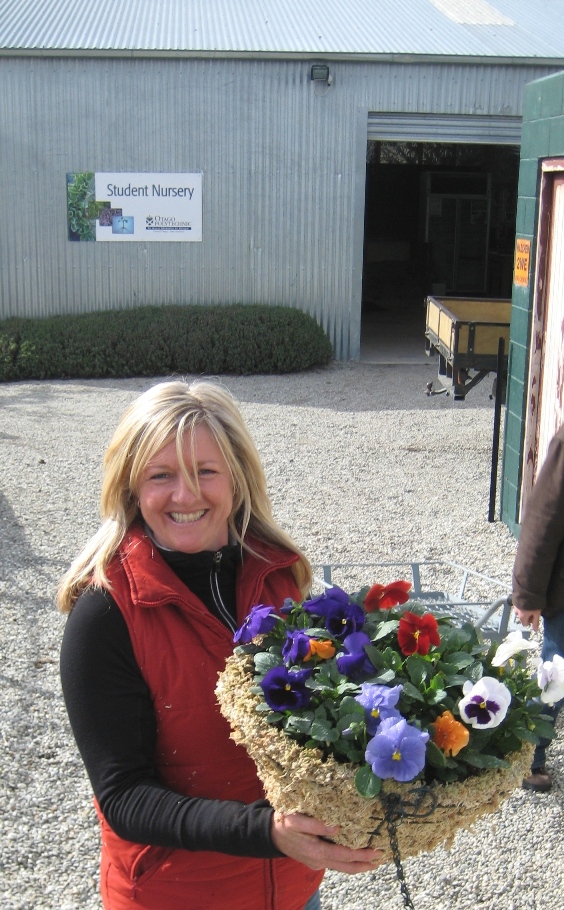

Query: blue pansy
left=355, top=683, right=403, bottom=734
left=365, top=716, right=429, bottom=782
left=282, top=630, right=312, bottom=665
left=302, top=586, right=365, bottom=639
left=336, top=632, right=374, bottom=678
left=260, top=666, right=313, bottom=712
left=233, top=604, right=278, bottom=644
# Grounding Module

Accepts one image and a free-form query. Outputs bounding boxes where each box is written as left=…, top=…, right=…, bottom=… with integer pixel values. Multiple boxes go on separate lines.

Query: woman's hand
left=271, top=811, right=384, bottom=874
left=513, top=606, right=542, bottom=632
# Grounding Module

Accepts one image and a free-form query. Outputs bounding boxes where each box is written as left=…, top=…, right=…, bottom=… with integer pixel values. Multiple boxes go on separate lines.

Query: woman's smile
left=169, top=509, right=207, bottom=523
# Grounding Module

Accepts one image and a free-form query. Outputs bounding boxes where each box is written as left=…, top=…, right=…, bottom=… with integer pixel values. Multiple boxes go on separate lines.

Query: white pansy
left=491, top=631, right=538, bottom=667
left=459, top=676, right=512, bottom=729
left=537, top=654, right=564, bottom=706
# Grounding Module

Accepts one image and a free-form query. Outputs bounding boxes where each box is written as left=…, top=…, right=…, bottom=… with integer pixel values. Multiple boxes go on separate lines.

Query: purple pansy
left=355, top=683, right=403, bottom=734
left=233, top=604, right=279, bottom=644
left=365, top=716, right=429, bottom=782
left=302, top=586, right=365, bottom=639
left=282, top=630, right=312, bottom=665
left=260, top=665, right=313, bottom=712
left=336, top=632, right=374, bottom=678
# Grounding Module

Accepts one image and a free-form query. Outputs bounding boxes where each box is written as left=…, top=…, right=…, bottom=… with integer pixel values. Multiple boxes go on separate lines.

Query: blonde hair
left=57, top=380, right=312, bottom=613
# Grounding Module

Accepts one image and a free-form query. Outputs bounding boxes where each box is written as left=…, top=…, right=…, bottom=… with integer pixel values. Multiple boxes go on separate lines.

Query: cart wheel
left=426, top=382, right=433, bottom=396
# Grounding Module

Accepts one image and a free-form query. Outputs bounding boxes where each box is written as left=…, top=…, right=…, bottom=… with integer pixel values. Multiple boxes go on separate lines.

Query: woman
left=59, top=379, right=381, bottom=910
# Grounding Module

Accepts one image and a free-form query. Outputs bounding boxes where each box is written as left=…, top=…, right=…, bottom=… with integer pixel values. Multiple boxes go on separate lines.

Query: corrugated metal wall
left=0, top=56, right=557, bottom=358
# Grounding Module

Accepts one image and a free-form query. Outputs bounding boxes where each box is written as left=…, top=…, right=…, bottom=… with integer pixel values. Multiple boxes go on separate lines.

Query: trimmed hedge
left=0, top=305, right=333, bottom=381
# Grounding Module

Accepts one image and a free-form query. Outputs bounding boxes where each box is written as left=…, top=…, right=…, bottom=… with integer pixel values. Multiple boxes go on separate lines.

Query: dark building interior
left=361, top=142, right=520, bottom=353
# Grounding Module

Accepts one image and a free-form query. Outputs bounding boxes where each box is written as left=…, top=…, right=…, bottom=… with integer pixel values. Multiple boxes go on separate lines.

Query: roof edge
left=0, top=47, right=562, bottom=66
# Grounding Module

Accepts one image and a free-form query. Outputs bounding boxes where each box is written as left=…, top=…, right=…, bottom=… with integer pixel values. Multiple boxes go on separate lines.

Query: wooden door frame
left=521, top=159, right=564, bottom=514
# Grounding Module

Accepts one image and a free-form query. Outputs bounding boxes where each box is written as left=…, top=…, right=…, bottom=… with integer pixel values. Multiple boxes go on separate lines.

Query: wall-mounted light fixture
left=310, top=64, right=332, bottom=85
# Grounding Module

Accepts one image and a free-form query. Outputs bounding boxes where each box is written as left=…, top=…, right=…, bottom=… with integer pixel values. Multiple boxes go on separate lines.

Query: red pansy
left=398, top=611, right=440, bottom=656
left=364, top=580, right=412, bottom=612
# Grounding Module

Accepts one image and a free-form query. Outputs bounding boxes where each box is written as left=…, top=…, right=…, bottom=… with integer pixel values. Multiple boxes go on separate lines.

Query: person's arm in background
left=513, top=430, right=564, bottom=630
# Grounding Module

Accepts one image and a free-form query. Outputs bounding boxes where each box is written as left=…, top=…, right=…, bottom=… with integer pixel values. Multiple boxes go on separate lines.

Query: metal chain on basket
left=371, top=788, right=438, bottom=910
left=384, top=806, right=416, bottom=910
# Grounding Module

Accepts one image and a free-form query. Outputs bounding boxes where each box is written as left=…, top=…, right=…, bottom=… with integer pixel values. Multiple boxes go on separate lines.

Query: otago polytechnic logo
left=145, top=215, right=192, bottom=232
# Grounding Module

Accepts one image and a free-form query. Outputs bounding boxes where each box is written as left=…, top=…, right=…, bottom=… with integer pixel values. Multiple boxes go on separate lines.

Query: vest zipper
left=211, top=550, right=237, bottom=632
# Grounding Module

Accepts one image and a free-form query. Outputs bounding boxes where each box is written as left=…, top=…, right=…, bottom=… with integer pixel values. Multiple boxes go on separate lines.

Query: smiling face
left=137, top=424, right=234, bottom=553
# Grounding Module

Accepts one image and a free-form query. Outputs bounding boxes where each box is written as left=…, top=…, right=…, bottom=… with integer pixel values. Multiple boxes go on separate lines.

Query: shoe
left=522, top=767, right=552, bottom=792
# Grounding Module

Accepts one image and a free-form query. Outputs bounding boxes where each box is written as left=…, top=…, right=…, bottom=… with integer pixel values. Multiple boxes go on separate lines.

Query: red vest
left=96, top=526, right=323, bottom=910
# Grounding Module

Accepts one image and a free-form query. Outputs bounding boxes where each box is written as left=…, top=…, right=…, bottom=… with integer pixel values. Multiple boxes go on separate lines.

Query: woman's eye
left=150, top=472, right=170, bottom=481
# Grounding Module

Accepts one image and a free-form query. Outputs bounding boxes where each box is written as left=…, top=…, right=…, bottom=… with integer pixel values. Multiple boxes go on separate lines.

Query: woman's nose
left=171, top=475, right=197, bottom=503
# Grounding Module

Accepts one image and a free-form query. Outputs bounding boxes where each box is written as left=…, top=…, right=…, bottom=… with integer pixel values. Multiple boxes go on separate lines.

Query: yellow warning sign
left=514, top=238, right=531, bottom=287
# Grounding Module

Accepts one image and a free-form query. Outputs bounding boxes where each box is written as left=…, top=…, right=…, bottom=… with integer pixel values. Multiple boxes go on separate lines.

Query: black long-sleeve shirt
left=60, top=545, right=280, bottom=858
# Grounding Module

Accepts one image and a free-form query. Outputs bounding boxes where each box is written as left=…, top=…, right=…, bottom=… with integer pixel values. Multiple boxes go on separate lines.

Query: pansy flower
left=537, top=654, right=564, bottom=706
left=365, top=716, right=429, bottom=782
left=355, top=682, right=403, bottom=734
left=336, top=632, right=374, bottom=678
left=397, top=611, right=440, bottom=656
left=302, top=586, right=365, bottom=639
left=364, top=580, right=412, bottom=612
left=491, top=631, right=537, bottom=667
left=306, top=639, right=336, bottom=661
left=458, top=677, right=511, bottom=729
left=260, top=666, right=313, bottom=712
left=234, top=604, right=279, bottom=644
left=432, top=709, right=469, bottom=756
left=282, top=630, right=312, bottom=665
left=282, top=632, right=336, bottom=664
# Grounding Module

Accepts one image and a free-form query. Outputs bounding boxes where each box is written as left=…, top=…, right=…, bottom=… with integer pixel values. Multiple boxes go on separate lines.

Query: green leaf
left=426, top=739, right=447, bottom=768
left=462, top=751, right=510, bottom=770
left=254, top=652, right=282, bottom=673
left=264, top=711, right=284, bottom=723
left=371, top=620, right=400, bottom=642
left=401, top=680, right=425, bottom=702
left=447, top=652, right=476, bottom=669
left=373, top=669, right=397, bottom=685
left=530, top=718, right=557, bottom=740
left=427, top=688, right=448, bottom=705
left=336, top=713, right=366, bottom=734
left=310, top=718, right=334, bottom=740
left=364, top=645, right=385, bottom=670
left=355, top=764, right=382, bottom=798
left=284, top=715, right=313, bottom=735
left=444, top=674, right=473, bottom=688
left=338, top=696, right=365, bottom=718
left=405, top=654, right=429, bottom=687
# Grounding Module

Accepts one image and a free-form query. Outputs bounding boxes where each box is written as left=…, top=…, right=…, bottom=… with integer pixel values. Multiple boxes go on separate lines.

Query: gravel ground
left=1, top=360, right=562, bottom=910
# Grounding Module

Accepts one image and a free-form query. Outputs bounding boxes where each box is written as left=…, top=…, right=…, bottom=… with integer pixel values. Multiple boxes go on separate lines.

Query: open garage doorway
left=360, top=141, right=520, bottom=362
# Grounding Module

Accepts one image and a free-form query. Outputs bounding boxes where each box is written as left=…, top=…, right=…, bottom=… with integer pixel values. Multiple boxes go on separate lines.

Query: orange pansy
left=432, top=710, right=469, bottom=757
left=305, top=639, right=336, bottom=661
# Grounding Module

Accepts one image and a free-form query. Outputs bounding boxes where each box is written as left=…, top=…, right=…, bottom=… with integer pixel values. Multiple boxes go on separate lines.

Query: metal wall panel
left=0, top=57, right=559, bottom=358
left=367, top=113, right=522, bottom=143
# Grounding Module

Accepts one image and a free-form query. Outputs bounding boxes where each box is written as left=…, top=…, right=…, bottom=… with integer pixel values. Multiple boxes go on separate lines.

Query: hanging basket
left=216, top=652, right=533, bottom=862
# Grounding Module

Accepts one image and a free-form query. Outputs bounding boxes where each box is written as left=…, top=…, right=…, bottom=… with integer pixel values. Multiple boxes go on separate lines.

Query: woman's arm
left=60, top=588, right=279, bottom=857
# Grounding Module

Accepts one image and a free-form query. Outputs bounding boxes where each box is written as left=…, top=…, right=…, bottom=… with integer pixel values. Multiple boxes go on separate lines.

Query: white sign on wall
left=67, top=172, right=202, bottom=242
